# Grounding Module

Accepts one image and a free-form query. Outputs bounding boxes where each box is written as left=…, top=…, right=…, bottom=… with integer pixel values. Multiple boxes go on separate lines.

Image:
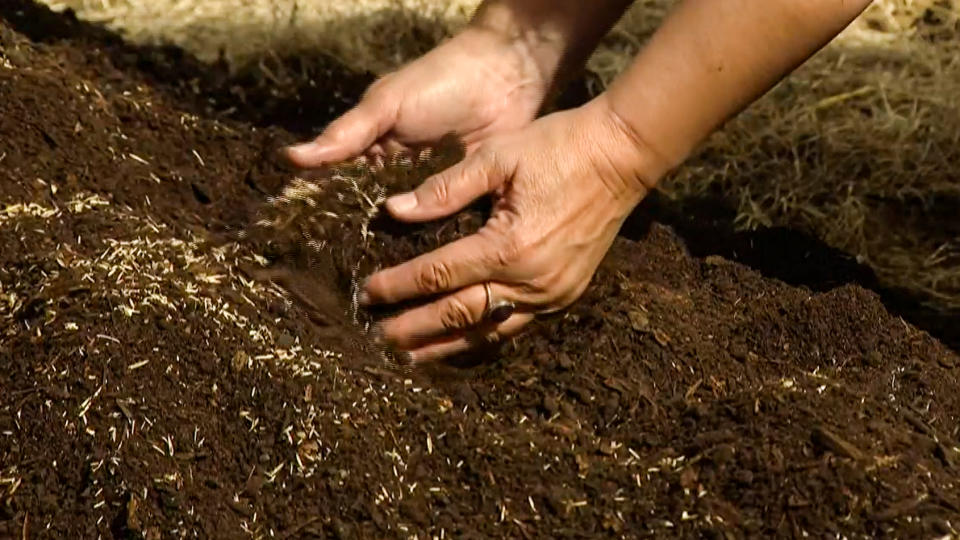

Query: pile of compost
left=1, top=3, right=958, bottom=538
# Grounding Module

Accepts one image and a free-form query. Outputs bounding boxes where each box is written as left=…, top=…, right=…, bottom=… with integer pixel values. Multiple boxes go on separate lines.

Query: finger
left=378, top=282, right=515, bottom=349
left=407, top=312, right=533, bottom=364
left=385, top=151, right=504, bottom=222
left=365, top=142, right=387, bottom=160
left=361, top=230, right=502, bottom=305
left=285, top=96, right=394, bottom=167
left=362, top=139, right=415, bottom=169
left=378, top=137, right=410, bottom=157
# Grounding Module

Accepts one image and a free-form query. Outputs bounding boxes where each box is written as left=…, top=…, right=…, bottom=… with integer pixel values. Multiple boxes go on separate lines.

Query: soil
left=1, top=2, right=959, bottom=539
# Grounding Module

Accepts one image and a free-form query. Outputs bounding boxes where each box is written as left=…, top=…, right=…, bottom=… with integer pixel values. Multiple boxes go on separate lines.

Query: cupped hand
left=361, top=96, right=668, bottom=364
left=285, top=28, right=550, bottom=167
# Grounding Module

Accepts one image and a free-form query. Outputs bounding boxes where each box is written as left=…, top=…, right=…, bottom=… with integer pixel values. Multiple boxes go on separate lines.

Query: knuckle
left=428, top=175, right=451, bottom=205
left=525, top=274, right=554, bottom=296
left=325, top=123, right=351, bottom=143
left=522, top=268, right=585, bottom=309
left=366, top=74, right=392, bottom=96
left=559, top=285, right=587, bottom=309
left=554, top=278, right=590, bottom=310
left=439, top=297, right=476, bottom=330
left=474, top=145, right=498, bottom=166
left=477, top=145, right=510, bottom=179
left=415, top=260, right=453, bottom=293
left=492, top=234, right=526, bottom=270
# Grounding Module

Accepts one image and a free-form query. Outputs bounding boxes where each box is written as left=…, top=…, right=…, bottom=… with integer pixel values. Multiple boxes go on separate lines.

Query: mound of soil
left=1, top=3, right=959, bottom=539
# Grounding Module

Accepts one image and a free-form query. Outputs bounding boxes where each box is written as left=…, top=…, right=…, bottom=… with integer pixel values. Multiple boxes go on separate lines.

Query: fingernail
left=369, top=324, right=385, bottom=345
left=387, top=192, right=418, bottom=214
left=285, top=143, right=312, bottom=158
left=358, top=290, right=371, bottom=306
left=357, top=278, right=372, bottom=306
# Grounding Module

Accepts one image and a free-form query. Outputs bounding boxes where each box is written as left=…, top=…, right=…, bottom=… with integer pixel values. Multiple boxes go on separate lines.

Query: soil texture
left=1, top=3, right=959, bottom=539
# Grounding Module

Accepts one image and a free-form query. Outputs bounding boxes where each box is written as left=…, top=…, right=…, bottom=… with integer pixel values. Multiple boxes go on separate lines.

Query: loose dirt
left=1, top=3, right=958, bottom=539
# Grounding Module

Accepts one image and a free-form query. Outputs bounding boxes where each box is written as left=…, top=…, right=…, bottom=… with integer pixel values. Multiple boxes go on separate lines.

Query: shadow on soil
left=3, top=0, right=956, bottom=352
left=0, top=0, right=596, bottom=133
left=0, top=0, right=373, bottom=135
left=622, top=193, right=960, bottom=353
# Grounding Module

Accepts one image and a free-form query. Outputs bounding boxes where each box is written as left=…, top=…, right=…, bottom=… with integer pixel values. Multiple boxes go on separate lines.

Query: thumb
left=386, top=151, right=506, bottom=222
left=285, top=96, right=394, bottom=167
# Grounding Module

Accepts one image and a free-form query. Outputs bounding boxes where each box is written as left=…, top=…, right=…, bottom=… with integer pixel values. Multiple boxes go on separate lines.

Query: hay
left=40, top=0, right=477, bottom=72
left=37, top=0, right=960, bottom=310
left=669, top=33, right=960, bottom=310
left=39, top=0, right=953, bottom=74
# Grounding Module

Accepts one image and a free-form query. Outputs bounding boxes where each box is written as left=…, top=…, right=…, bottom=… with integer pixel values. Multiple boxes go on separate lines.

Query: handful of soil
left=245, top=135, right=486, bottom=355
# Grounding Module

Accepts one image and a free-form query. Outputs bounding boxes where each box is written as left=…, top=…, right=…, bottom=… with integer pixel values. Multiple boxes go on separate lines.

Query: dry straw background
left=39, top=0, right=960, bottom=311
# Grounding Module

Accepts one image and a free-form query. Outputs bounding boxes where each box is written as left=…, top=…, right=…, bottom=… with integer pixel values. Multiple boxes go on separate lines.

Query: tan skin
left=287, top=0, right=873, bottom=364
left=285, top=0, right=634, bottom=163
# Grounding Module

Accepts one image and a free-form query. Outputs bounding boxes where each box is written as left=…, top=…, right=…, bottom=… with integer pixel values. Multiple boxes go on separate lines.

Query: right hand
left=285, top=28, right=551, bottom=167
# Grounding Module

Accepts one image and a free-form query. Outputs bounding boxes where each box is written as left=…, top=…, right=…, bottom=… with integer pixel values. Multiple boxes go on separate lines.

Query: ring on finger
left=483, top=282, right=516, bottom=323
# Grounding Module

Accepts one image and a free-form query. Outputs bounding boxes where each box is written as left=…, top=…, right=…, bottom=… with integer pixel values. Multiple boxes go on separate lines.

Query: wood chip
left=811, top=425, right=867, bottom=461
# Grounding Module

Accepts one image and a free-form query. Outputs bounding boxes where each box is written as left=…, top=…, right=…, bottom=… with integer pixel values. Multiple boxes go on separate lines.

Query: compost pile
left=1, top=3, right=959, bottom=539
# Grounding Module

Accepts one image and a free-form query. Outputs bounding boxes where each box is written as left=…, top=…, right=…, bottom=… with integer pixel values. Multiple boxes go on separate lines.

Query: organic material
left=0, top=4, right=958, bottom=539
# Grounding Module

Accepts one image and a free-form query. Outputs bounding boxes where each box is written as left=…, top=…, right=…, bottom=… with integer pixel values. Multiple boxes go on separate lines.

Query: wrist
left=465, top=6, right=566, bottom=92
left=582, top=93, right=675, bottom=202
left=467, top=0, right=630, bottom=95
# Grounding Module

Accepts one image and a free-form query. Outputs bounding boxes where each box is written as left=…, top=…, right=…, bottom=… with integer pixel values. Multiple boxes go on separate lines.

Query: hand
left=362, top=96, right=668, bottom=364
left=284, top=28, right=550, bottom=167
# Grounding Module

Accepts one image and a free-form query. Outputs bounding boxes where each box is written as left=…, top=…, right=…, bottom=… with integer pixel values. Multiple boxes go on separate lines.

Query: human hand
left=284, top=28, right=550, bottom=167
left=361, top=95, right=670, bottom=364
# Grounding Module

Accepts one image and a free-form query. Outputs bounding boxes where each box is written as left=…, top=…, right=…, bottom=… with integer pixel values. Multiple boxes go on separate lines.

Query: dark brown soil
left=1, top=3, right=959, bottom=539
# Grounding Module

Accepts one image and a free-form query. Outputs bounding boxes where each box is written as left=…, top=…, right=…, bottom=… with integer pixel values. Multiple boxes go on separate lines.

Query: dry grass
left=673, top=38, right=960, bottom=309
left=0, top=189, right=338, bottom=373
left=38, top=0, right=960, bottom=310
left=40, top=0, right=477, bottom=71
left=40, top=0, right=954, bottom=73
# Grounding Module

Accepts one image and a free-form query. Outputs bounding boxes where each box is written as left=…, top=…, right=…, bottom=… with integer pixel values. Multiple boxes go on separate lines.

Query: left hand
left=361, top=95, right=669, bottom=364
